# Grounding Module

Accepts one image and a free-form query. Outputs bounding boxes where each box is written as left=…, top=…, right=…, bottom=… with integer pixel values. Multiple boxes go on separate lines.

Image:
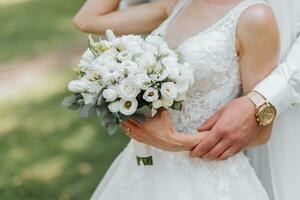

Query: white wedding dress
left=91, top=0, right=270, bottom=199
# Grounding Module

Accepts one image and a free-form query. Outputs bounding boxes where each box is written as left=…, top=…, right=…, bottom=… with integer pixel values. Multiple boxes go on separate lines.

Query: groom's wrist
left=247, top=91, right=277, bottom=126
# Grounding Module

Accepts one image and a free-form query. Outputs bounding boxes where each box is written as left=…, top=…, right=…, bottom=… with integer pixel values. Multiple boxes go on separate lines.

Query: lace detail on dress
left=153, top=0, right=268, bottom=134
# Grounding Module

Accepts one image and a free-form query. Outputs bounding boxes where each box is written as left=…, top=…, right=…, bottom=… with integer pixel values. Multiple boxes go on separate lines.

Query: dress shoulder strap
left=152, top=0, right=189, bottom=35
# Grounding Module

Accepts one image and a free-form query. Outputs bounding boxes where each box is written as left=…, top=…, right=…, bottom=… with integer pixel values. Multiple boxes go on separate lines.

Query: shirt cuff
left=254, top=63, right=294, bottom=115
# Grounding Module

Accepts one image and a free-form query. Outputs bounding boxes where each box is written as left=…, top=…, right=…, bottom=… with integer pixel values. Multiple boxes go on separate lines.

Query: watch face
left=258, top=103, right=277, bottom=126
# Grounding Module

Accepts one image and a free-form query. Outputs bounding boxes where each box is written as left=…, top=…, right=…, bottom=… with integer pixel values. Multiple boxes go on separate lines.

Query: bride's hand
left=122, top=109, right=208, bottom=152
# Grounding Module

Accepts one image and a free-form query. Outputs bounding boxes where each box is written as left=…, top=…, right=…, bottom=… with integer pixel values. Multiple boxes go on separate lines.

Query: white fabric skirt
left=91, top=140, right=269, bottom=200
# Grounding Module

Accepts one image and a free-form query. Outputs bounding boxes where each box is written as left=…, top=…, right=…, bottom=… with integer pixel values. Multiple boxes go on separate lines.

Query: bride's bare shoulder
left=237, top=4, right=279, bottom=39
left=237, top=4, right=280, bottom=54
left=157, top=0, right=179, bottom=16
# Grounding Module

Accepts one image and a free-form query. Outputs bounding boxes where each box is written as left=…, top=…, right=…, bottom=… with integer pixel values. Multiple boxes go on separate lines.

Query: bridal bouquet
left=63, top=30, right=194, bottom=165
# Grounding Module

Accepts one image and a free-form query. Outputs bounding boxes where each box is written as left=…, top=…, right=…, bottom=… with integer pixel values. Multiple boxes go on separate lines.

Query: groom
left=121, top=0, right=300, bottom=200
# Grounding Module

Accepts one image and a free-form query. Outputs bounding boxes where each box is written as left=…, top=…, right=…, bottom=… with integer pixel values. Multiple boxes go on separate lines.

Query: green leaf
left=172, top=101, right=183, bottom=111
left=96, top=104, right=109, bottom=117
left=135, top=105, right=151, bottom=116
left=107, top=124, right=118, bottom=135
left=68, top=103, right=81, bottom=110
left=62, top=95, right=77, bottom=108
left=132, top=114, right=146, bottom=124
left=101, top=113, right=118, bottom=127
left=80, top=104, right=96, bottom=118
left=117, top=113, right=130, bottom=122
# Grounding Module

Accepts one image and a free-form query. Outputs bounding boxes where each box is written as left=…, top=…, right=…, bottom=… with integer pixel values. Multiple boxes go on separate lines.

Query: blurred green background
left=0, top=0, right=128, bottom=199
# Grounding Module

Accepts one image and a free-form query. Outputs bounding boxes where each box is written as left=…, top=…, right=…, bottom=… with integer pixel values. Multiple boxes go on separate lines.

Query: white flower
left=106, top=29, right=116, bottom=41
left=81, top=48, right=95, bottom=63
left=152, top=98, right=173, bottom=109
left=108, top=101, right=120, bottom=113
left=160, top=82, right=177, bottom=100
left=149, top=69, right=168, bottom=82
left=103, top=87, right=118, bottom=102
left=118, top=78, right=140, bottom=100
left=175, top=76, right=189, bottom=94
left=102, top=72, right=114, bottom=86
left=146, top=34, right=164, bottom=46
left=179, top=63, right=194, bottom=86
left=119, top=98, right=138, bottom=116
left=68, top=79, right=101, bottom=93
left=143, top=87, right=159, bottom=102
left=120, top=60, right=138, bottom=73
left=162, top=56, right=180, bottom=80
left=117, top=51, right=133, bottom=61
left=134, top=73, right=151, bottom=90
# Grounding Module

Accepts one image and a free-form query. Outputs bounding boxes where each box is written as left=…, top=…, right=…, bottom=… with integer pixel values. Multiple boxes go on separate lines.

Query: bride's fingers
left=128, top=118, right=142, bottom=127
left=197, top=109, right=223, bottom=132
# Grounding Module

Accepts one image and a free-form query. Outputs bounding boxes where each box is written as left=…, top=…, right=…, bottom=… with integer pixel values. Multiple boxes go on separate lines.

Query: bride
left=74, top=0, right=279, bottom=199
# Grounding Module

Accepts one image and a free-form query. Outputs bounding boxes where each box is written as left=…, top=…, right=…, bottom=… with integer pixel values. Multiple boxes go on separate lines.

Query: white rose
left=146, top=34, right=163, bottom=46
left=135, top=73, right=151, bottom=90
left=119, top=98, right=138, bottom=116
left=118, top=78, right=140, bottom=100
left=117, top=51, right=133, bottom=62
left=143, top=87, right=159, bottom=102
left=108, top=101, right=120, bottom=113
left=160, top=82, right=177, bottom=100
left=103, top=87, right=118, bottom=102
left=120, top=60, right=138, bottom=73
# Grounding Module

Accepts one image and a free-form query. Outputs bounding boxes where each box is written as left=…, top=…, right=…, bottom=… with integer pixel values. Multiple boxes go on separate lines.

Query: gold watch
left=247, top=91, right=277, bottom=126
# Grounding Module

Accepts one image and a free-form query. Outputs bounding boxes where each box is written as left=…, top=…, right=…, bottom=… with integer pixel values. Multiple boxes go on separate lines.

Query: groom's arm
left=254, top=33, right=300, bottom=115
left=191, top=5, right=300, bottom=161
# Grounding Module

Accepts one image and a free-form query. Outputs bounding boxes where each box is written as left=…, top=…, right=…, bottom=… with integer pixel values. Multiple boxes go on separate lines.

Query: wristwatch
left=247, top=91, right=277, bottom=126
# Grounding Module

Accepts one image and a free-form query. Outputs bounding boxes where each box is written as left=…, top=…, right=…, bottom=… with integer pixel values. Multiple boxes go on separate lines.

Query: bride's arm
left=73, top=0, right=177, bottom=35
left=237, top=5, right=280, bottom=147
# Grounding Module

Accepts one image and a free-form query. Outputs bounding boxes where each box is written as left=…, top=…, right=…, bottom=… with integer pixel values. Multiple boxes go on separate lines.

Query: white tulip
left=143, top=87, right=159, bottom=102
left=108, top=101, right=120, bottom=113
left=160, top=82, right=177, bottom=100
left=118, top=78, right=140, bottom=100
left=103, top=87, right=118, bottom=102
left=119, top=98, right=138, bottom=116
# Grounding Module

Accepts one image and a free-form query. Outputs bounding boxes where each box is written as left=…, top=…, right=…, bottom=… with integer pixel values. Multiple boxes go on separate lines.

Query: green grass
left=0, top=69, right=129, bottom=199
left=0, top=0, right=86, bottom=63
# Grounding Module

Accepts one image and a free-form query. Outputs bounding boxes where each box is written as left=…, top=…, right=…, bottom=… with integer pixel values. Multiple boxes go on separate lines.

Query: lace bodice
left=153, top=0, right=266, bottom=134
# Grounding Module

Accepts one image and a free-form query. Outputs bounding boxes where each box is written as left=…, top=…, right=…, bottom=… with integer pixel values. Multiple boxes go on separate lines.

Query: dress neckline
left=164, top=0, right=248, bottom=49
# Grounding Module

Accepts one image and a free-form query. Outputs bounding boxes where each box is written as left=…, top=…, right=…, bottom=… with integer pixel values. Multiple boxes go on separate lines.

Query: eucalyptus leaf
left=133, top=114, right=146, bottom=124
left=107, top=124, right=118, bottom=135
left=172, top=101, right=183, bottom=111
left=62, top=95, right=77, bottom=107
left=68, top=103, right=81, bottom=110
left=101, top=113, right=118, bottom=127
left=80, top=104, right=96, bottom=118
left=97, top=104, right=109, bottom=117
left=136, top=105, right=151, bottom=116
left=117, top=113, right=130, bottom=122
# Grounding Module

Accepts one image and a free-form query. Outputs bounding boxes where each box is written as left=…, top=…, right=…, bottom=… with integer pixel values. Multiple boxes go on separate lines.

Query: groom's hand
left=190, top=96, right=261, bottom=160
